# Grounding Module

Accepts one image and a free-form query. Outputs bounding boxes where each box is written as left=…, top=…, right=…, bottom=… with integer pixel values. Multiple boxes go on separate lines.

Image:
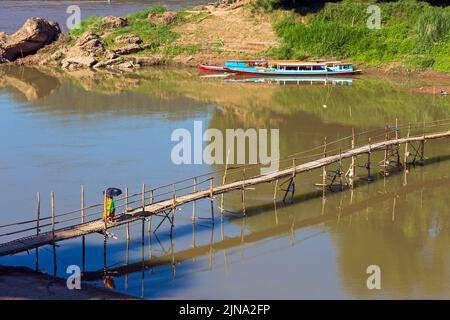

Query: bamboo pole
left=142, top=184, right=146, bottom=212
left=241, top=170, right=246, bottom=216
left=349, top=128, right=356, bottom=190
left=51, top=192, right=55, bottom=242
left=339, top=149, right=343, bottom=189
left=273, top=179, right=278, bottom=201
left=171, top=183, right=176, bottom=227
left=421, top=120, right=426, bottom=164
left=351, top=128, right=356, bottom=180
left=367, top=138, right=372, bottom=181
left=51, top=191, right=56, bottom=276
left=125, top=187, right=130, bottom=240
left=396, top=118, right=401, bottom=168
left=210, top=178, right=214, bottom=224
left=81, top=186, right=85, bottom=223
left=35, top=192, right=40, bottom=272
left=81, top=185, right=85, bottom=273
left=148, top=188, right=153, bottom=234
left=322, top=137, right=327, bottom=194
left=383, top=126, right=389, bottom=176
left=192, top=177, right=197, bottom=221
left=403, top=123, right=411, bottom=167
left=220, top=149, right=230, bottom=217
left=125, top=234, right=129, bottom=289
left=103, top=189, right=107, bottom=232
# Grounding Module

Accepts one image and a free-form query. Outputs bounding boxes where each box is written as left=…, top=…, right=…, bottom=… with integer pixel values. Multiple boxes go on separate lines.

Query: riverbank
left=1, top=0, right=448, bottom=74
left=11, top=0, right=278, bottom=70
left=0, top=266, right=136, bottom=300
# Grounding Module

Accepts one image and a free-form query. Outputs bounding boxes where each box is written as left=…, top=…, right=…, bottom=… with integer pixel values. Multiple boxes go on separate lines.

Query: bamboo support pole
left=103, top=190, right=107, bottom=231
left=148, top=189, right=153, bottom=234
left=221, top=149, right=230, bottom=217
left=273, top=179, right=278, bottom=201
left=81, top=185, right=85, bottom=273
left=421, top=120, right=426, bottom=163
left=367, top=138, right=372, bottom=181
left=142, top=184, right=146, bottom=212
left=210, top=178, right=214, bottom=224
left=51, top=191, right=56, bottom=276
left=396, top=118, right=401, bottom=168
left=403, top=123, right=411, bottom=167
left=242, top=170, right=246, bottom=216
left=103, top=233, right=107, bottom=274
left=125, top=187, right=130, bottom=240
left=339, top=149, right=343, bottom=189
left=192, top=177, right=197, bottom=221
left=322, top=137, right=327, bottom=195
left=35, top=192, right=40, bottom=272
left=51, top=192, right=55, bottom=242
left=125, top=235, right=129, bottom=289
left=350, top=128, right=356, bottom=187
left=383, top=127, right=389, bottom=175
left=171, top=184, right=176, bottom=227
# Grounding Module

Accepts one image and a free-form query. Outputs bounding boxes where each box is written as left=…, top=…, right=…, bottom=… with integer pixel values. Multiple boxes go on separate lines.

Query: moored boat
left=199, top=60, right=361, bottom=76
left=198, top=65, right=227, bottom=72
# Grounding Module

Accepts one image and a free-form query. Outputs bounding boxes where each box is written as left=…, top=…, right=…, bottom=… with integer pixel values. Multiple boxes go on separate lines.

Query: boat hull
left=198, top=65, right=229, bottom=72
left=228, top=68, right=361, bottom=76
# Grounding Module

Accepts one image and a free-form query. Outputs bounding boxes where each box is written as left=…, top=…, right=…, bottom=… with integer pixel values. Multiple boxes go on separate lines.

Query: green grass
left=69, top=16, right=103, bottom=36
left=69, top=6, right=181, bottom=51
left=263, top=0, right=450, bottom=72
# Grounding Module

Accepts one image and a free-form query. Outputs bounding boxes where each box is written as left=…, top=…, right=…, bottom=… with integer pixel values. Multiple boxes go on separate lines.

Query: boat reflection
left=223, top=75, right=354, bottom=86
left=198, top=71, right=355, bottom=86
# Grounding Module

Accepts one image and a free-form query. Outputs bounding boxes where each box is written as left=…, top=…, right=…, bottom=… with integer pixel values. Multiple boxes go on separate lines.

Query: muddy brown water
left=0, top=66, right=449, bottom=299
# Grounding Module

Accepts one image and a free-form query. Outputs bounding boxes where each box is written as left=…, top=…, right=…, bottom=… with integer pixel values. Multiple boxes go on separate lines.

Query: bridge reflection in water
left=79, top=163, right=448, bottom=298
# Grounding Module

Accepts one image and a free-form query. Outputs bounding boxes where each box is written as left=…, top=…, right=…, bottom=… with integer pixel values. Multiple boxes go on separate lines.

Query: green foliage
left=415, top=9, right=450, bottom=45
left=70, top=6, right=180, bottom=53
left=272, top=0, right=450, bottom=72
left=69, top=16, right=103, bottom=36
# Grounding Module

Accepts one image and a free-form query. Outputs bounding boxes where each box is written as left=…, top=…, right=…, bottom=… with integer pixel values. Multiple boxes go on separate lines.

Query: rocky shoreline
left=0, top=0, right=448, bottom=75
left=0, top=1, right=264, bottom=71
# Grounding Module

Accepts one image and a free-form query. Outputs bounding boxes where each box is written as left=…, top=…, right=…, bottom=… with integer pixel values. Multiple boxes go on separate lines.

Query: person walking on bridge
left=103, top=187, right=122, bottom=222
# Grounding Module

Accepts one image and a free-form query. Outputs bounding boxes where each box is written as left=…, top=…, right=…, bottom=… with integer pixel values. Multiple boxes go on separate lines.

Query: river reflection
left=0, top=65, right=449, bottom=299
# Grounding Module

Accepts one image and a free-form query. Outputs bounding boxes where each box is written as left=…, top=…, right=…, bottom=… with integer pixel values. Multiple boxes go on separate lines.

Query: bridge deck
left=1, top=129, right=449, bottom=257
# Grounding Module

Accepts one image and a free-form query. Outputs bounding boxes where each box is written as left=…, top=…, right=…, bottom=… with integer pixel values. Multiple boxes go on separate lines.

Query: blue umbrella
left=104, top=187, right=122, bottom=198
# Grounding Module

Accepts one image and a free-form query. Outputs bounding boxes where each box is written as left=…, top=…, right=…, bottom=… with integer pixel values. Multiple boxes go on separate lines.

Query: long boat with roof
left=200, top=60, right=361, bottom=76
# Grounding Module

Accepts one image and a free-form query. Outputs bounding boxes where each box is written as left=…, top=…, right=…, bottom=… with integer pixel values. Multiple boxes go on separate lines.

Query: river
left=0, top=0, right=210, bottom=33
left=0, top=65, right=449, bottom=299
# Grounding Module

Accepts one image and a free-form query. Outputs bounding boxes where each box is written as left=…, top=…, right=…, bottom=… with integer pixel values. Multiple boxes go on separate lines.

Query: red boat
left=198, top=65, right=228, bottom=72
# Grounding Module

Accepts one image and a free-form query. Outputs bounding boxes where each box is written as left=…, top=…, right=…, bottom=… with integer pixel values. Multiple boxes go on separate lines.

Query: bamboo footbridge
left=1, top=118, right=450, bottom=258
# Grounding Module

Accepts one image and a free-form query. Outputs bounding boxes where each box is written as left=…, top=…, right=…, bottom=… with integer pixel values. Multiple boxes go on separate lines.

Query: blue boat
left=221, top=60, right=361, bottom=76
